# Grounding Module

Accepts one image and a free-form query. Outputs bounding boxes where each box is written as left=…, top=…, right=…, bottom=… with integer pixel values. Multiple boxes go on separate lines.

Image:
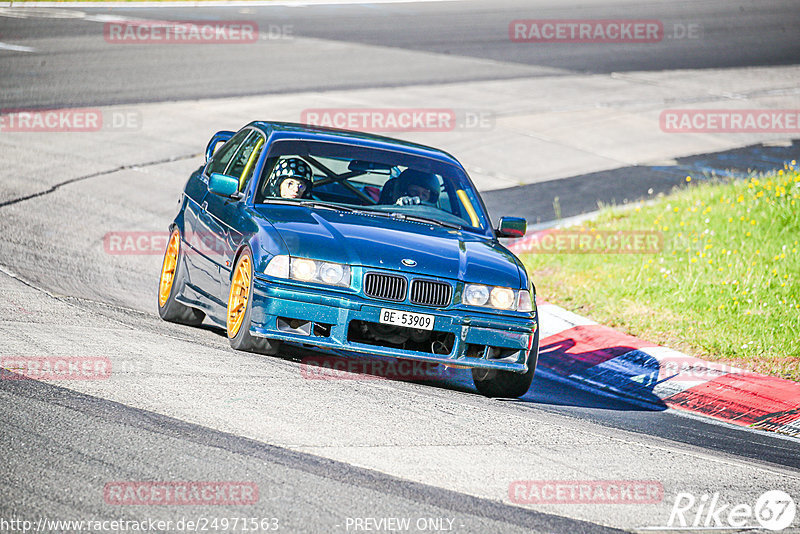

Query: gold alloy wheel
left=158, top=231, right=180, bottom=308
left=227, top=255, right=251, bottom=338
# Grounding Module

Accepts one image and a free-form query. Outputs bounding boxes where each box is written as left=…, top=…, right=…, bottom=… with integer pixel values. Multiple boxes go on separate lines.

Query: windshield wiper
left=301, top=201, right=357, bottom=212
left=388, top=212, right=463, bottom=230
left=262, top=199, right=356, bottom=212
left=356, top=209, right=463, bottom=230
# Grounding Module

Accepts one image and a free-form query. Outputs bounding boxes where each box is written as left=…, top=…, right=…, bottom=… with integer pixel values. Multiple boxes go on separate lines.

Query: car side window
left=205, top=129, right=251, bottom=177
left=225, top=132, right=266, bottom=193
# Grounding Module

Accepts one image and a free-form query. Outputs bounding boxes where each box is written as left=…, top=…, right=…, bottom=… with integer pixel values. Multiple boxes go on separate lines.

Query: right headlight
left=462, top=283, right=533, bottom=312
left=263, top=255, right=351, bottom=287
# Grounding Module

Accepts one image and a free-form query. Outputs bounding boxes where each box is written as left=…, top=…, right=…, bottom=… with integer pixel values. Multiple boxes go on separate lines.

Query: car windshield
left=254, top=139, right=490, bottom=232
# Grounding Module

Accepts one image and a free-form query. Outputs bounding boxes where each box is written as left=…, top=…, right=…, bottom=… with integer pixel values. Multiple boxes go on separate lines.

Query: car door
left=202, top=128, right=266, bottom=301
left=183, top=128, right=252, bottom=308
left=180, top=131, right=233, bottom=260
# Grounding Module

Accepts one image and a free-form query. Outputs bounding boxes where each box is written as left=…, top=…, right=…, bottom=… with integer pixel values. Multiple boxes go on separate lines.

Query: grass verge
left=520, top=164, right=800, bottom=381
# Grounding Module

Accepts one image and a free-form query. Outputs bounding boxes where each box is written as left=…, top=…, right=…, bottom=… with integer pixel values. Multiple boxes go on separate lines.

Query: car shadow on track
left=194, top=322, right=666, bottom=412
left=527, top=337, right=669, bottom=411
left=292, top=341, right=666, bottom=412
left=194, top=323, right=228, bottom=337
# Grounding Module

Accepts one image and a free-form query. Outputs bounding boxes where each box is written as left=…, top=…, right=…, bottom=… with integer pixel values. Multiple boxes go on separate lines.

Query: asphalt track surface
left=0, top=0, right=798, bottom=109
left=1, top=1, right=800, bottom=532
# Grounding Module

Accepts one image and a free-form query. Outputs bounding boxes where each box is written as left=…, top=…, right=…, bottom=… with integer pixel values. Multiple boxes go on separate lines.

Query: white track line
left=0, top=42, right=35, bottom=52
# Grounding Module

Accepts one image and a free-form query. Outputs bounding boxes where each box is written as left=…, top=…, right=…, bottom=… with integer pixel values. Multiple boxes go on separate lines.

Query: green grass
left=521, top=164, right=800, bottom=381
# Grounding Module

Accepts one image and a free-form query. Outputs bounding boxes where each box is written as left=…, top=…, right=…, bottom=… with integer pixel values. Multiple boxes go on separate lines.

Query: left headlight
left=462, top=283, right=533, bottom=312
left=264, top=255, right=351, bottom=287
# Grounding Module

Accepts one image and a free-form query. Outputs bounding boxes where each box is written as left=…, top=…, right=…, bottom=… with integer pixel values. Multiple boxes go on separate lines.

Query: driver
left=393, top=169, right=439, bottom=206
left=268, top=157, right=313, bottom=199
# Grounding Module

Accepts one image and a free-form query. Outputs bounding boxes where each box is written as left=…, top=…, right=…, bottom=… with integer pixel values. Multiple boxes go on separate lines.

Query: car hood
left=253, top=205, right=523, bottom=287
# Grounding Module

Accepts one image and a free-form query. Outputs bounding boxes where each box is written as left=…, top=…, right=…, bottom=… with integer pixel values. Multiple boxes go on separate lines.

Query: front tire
left=472, top=329, right=539, bottom=398
left=227, top=248, right=280, bottom=355
left=158, top=229, right=205, bottom=326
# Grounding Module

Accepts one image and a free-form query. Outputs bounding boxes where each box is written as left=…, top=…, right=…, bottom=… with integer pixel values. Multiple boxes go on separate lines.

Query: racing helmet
left=396, top=169, right=440, bottom=203
left=268, top=157, right=313, bottom=198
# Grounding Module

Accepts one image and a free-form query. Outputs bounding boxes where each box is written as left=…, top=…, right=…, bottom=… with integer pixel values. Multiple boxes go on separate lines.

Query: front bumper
left=248, top=277, right=538, bottom=373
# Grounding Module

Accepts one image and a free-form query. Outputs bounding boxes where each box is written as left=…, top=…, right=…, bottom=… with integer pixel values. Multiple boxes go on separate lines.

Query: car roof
left=249, top=121, right=462, bottom=167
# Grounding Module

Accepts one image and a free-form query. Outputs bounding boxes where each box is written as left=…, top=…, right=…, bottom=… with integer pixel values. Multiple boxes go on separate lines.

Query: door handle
left=201, top=201, right=208, bottom=212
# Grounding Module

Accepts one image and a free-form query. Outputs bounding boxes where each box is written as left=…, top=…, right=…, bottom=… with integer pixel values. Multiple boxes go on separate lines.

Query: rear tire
left=472, top=329, right=539, bottom=398
left=158, top=229, right=205, bottom=326
left=227, top=248, right=280, bottom=355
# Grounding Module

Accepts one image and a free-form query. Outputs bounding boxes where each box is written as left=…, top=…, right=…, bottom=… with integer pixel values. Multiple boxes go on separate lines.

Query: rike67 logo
left=657, top=490, right=796, bottom=531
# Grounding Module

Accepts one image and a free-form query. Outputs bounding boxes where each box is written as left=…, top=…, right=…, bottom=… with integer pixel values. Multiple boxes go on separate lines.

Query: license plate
left=379, top=308, right=435, bottom=330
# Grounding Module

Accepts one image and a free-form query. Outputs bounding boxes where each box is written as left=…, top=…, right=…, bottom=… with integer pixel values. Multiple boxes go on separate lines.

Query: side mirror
left=496, top=216, right=526, bottom=238
left=205, top=130, right=235, bottom=162
left=209, top=173, right=241, bottom=198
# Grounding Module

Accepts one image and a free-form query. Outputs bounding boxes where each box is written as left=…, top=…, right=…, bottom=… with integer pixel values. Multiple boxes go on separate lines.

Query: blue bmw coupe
left=158, top=122, right=539, bottom=397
